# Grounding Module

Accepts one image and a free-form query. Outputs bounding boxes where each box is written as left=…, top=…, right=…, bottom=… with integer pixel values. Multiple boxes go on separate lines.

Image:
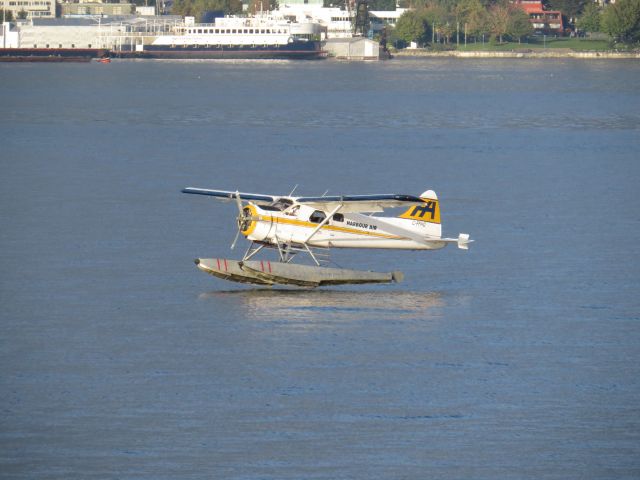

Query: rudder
left=398, top=190, right=442, bottom=237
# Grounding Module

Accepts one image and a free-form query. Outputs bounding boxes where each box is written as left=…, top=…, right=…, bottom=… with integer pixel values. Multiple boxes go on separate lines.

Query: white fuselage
left=241, top=203, right=446, bottom=250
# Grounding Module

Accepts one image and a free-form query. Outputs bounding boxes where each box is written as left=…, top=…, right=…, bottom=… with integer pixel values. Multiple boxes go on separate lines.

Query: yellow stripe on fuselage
left=264, top=215, right=403, bottom=239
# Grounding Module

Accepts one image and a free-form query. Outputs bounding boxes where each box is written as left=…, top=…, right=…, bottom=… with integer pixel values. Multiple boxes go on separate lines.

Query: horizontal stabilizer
left=457, top=233, right=472, bottom=250
left=438, top=233, right=473, bottom=250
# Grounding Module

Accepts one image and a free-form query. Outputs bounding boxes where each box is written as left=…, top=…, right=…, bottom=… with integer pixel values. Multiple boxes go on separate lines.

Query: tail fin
left=399, top=190, right=442, bottom=237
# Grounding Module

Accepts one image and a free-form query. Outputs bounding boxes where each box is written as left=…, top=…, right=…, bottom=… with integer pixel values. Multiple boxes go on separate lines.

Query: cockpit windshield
left=270, top=198, right=294, bottom=211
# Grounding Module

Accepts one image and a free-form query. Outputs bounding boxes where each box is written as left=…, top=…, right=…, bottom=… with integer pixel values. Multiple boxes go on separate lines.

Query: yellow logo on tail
left=399, top=199, right=441, bottom=224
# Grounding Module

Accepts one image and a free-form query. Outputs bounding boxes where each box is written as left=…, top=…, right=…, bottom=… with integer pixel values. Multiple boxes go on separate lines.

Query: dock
left=323, top=38, right=391, bottom=61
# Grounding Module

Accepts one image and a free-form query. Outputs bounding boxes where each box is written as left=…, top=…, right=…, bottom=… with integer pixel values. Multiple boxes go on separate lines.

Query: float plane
left=182, top=187, right=472, bottom=287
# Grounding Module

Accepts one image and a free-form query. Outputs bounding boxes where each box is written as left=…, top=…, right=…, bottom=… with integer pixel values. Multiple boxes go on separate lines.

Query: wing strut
left=242, top=241, right=266, bottom=262
left=304, top=204, right=343, bottom=244
left=303, top=244, right=322, bottom=266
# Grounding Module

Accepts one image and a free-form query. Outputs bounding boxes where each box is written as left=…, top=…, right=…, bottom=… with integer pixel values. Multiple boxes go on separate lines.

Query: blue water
left=1, top=58, right=639, bottom=479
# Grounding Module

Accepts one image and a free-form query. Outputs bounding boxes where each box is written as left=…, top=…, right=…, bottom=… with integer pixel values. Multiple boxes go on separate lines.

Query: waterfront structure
left=0, top=6, right=392, bottom=60
left=275, top=5, right=353, bottom=38
left=1, top=21, right=19, bottom=47
left=515, top=0, right=564, bottom=35
left=324, top=36, right=385, bottom=60
left=128, top=14, right=325, bottom=59
left=0, top=0, right=54, bottom=19
left=276, top=4, right=407, bottom=38
left=273, top=4, right=395, bottom=57
left=1, top=16, right=183, bottom=50
left=60, top=2, right=136, bottom=16
left=277, top=0, right=323, bottom=5
left=4, top=17, right=132, bottom=49
left=1, top=14, right=326, bottom=58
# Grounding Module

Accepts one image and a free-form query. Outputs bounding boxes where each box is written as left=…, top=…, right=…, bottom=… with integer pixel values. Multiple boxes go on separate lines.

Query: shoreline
left=393, top=49, right=640, bottom=59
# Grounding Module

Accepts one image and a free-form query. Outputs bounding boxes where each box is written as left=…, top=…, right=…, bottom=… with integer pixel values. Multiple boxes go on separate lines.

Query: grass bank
left=456, top=37, right=611, bottom=52
left=390, top=37, right=640, bottom=58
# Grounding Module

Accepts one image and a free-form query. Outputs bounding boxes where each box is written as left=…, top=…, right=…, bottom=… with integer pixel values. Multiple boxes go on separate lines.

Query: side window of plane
left=309, top=210, right=327, bottom=224
left=332, top=213, right=344, bottom=222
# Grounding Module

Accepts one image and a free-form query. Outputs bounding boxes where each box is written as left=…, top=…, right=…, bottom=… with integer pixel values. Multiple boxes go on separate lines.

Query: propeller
left=230, top=228, right=242, bottom=250
left=230, top=191, right=263, bottom=249
left=230, top=191, right=244, bottom=250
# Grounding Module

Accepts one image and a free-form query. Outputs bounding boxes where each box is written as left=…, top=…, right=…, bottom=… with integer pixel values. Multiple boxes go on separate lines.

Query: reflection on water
left=199, top=289, right=443, bottom=322
left=143, top=58, right=293, bottom=65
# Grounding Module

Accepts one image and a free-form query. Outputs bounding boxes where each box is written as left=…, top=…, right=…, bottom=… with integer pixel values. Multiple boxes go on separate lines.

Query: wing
left=294, top=194, right=425, bottom=213
left=182, top=187, right=278, bottom=205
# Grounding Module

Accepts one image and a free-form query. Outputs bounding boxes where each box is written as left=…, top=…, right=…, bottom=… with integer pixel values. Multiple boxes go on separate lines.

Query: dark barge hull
left=0, top=48, right=108, bottom=62
left=114, top=42, right=325, bottom=60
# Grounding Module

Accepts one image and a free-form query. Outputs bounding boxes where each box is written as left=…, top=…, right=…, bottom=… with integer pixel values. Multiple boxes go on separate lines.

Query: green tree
left=416, top=3, right=453, bottom=42
left=421, top=4, right=455, bottom=42
left=369, top=0, right=396, bottom=11
left=455, top=0, right=483, bottom=24
left=393, top=9, right=429, bottom=44
left=577, top=2, right=601, bottom=34
left=486, top=1, right=531, bottom=42
left=247, top=0, right=278, bottom=14
left=601, top=0, right=640, bottom=43
left=172, top=0, right=242, bottom=20
left=507, top=6, right=532, bottom=41
left=544, top=0, right=586, bottom=21
left=403, top=0, right=428, bottom=9
left=488, top=2, right=510, bottom=42
left=0, top=8, right=15, bottom=21
left=461, top=0, right=490, bottom=39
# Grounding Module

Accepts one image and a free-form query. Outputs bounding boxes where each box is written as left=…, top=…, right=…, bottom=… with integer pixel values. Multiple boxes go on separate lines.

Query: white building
left=1, top=21, right=20, bottom=46
left=0, top=0, right=55, bottom=19
left=0, top=17, right=167, bottom=50
left=276, top=4, right=407, bottom=38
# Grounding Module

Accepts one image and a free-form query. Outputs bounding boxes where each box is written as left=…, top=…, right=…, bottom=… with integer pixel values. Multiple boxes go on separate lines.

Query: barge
left=0, top=47, right=107, bottom=62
